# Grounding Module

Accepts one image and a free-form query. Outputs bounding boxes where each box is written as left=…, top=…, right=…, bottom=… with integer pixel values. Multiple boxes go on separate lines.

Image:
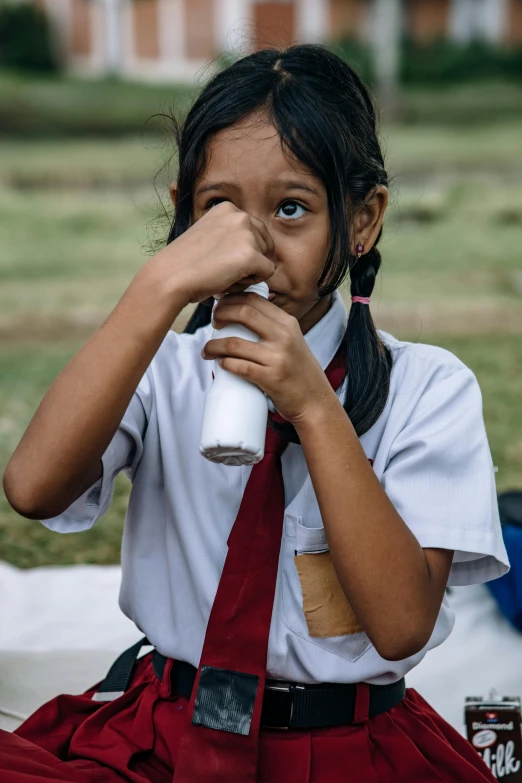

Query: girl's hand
left=149, top=202, right=276, bottom=306
left=201, top=293, right=339, bottom=425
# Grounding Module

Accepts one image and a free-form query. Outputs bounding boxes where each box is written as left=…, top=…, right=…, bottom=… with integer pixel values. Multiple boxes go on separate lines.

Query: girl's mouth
left=268, top=291, right=278, bottom=301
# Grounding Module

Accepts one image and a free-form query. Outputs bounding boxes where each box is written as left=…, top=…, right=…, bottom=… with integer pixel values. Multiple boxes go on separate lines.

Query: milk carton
left=465, top=696, right=522, bottom=781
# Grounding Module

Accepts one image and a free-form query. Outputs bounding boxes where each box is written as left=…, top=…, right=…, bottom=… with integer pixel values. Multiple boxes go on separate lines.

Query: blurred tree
left=0, top=2, right=58, bottom=72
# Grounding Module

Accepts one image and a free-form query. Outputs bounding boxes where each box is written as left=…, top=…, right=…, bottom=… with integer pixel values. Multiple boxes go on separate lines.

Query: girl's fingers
left=213, top=293, right=290, bottom=331
left=213, top=302, right=277, bottom=340
left=216, top=357, right=265, bottom=385
left=249, top=215, right=275, bottom=259
left=203, top=336, right=271, bottom=366
left=250, top=250, right=276, bottom=284
left=223, top=252, right=275, bottom=294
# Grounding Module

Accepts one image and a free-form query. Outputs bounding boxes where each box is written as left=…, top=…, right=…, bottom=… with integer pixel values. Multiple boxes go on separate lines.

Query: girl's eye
left=205, top=198, right=229, bottom=210
left=277, top=201, right=307, bottom=220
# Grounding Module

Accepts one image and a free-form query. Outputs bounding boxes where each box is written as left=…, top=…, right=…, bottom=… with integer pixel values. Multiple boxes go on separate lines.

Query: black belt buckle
left=262, top=682, right=296, bottom=730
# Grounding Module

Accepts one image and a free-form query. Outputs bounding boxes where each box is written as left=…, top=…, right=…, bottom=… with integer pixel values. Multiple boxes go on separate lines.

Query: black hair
left=169, top=44, right=392, bottom=438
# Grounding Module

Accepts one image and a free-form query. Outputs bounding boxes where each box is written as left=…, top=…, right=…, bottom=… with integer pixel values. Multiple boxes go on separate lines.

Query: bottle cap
left=244, top=281, right=269, bottom=299
left=213, top=282, right=269, bottom=310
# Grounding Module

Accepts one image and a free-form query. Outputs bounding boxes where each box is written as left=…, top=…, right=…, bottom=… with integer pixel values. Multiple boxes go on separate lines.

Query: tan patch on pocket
left=294, top=552, right=364, bottom=638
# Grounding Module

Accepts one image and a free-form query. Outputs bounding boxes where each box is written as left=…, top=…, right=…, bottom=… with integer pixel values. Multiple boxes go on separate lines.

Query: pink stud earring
left=356, top=242, right=364, bottom=257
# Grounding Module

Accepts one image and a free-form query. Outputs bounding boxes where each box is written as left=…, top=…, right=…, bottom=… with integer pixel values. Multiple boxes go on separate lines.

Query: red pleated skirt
left=0, top=652, right=495, bottom=783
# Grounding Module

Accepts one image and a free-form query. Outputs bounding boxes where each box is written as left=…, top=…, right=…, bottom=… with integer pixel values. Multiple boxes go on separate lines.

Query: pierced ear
left=351, top=185, right=388, bottom=255
left=169, top=182, right=178, bottom=207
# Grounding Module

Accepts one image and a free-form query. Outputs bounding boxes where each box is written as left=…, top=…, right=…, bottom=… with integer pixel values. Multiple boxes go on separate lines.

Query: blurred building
left=39, top=0, right=522, bottom=81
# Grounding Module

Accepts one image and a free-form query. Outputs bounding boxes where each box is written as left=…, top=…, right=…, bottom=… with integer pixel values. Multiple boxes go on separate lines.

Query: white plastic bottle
left=200, top=282, right=269, bottom=466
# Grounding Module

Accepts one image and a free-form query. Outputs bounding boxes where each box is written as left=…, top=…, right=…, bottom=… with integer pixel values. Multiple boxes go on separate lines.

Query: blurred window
left=330, top=0, right=367, bottom=41
left=185, top=0, right=215, bottom=60
left=71, top=0, right=92, bottom=56
left=252, top=0, right=296, bottom=51
left=508, top=0, right=522, bottom=44
left=133, top=0, right=160, bottom=59
left=406, top=0, right=451, bottom=45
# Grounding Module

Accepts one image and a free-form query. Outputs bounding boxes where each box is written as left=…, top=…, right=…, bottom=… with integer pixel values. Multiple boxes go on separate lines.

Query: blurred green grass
left=0, top=341, right=130, bottom=567
left=1, top=86, right=521, bottom=566
left=0, top=71, right=195, bottom=136
left=399, top=81, right=522, bottom=125
left=2, top=120, right=522, bottom=188
left=3, top=71, right=522, bottom=135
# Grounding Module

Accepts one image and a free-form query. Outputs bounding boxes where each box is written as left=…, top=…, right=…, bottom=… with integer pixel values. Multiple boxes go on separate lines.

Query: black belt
left=93, top=637, right=406, bottom=730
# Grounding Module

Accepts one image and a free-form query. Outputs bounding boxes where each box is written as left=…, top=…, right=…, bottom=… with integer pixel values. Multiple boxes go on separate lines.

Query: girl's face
left=191, top=113, right=332, bottom=333
left=189, top=112, right=387, bottom=334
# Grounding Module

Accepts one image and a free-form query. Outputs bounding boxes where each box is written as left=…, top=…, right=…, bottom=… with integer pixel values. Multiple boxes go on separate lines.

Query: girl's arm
left=294, top=398, right=453, bottom=662
left=3, top=268, right=188, bottom=520
left=3, top=203, right=275, bottom=520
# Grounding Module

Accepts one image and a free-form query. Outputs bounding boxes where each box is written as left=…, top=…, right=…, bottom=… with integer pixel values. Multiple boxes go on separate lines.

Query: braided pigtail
left=184, top=300, right=213, bottom=334
left=345, top=236, right=392, bottom=436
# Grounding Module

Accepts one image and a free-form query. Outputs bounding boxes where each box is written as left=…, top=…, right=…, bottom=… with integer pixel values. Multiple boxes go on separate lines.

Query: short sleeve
left=40, top=372, right=152, bottom=534
left=382, top=367, right=509, bottom=586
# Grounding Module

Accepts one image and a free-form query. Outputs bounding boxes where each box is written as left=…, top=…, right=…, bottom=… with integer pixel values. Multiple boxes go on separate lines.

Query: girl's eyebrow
left=267, top=179, right=321, bottom=197
left=195, top=181, right=238, bottom=196
left=195, top=179, right=322, bottom=198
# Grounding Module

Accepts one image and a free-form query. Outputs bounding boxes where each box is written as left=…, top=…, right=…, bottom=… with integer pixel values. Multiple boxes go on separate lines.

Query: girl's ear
left=352, top=185, right=388, bottom=254
left=169, top=182, right=178, bottom=207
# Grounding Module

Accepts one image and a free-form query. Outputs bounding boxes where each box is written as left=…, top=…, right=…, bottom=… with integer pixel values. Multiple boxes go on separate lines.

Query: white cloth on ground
left=1, top=562, right=521, bottom=736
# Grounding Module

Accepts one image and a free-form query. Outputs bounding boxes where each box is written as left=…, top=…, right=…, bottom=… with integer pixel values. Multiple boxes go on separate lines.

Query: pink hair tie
left=351, top=296, right=371, bottom=305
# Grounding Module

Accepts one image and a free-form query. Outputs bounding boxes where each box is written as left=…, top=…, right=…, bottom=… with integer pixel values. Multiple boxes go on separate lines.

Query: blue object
left=487, top=492, right=522, bottom=632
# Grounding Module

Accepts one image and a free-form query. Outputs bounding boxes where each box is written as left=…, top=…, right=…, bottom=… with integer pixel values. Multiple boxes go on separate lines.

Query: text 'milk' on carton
left=466, top=696, right=522, bottom=780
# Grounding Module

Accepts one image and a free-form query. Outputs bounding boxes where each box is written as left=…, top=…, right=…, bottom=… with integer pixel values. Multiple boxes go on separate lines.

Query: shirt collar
left=303, top=290, right=348, bottom=371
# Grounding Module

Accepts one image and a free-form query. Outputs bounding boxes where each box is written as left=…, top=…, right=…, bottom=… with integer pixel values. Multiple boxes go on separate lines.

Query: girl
left=0, top=45, right=508, bottom=782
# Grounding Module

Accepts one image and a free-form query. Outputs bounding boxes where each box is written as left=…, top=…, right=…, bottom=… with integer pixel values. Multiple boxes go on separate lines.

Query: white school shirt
left=42, top=291, right=509, bottom=685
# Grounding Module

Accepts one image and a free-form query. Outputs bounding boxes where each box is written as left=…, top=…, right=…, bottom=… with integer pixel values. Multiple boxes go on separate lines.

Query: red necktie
left=173, top=348, right=346, bottom=782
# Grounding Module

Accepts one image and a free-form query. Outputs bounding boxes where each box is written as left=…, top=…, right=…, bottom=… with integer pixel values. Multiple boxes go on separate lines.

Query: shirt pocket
left=282, top=513, right=372, bottom=662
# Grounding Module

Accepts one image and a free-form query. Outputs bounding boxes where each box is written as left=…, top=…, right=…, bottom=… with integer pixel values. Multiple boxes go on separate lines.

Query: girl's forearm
left=3, top=259, right=188, bottom=520
left=294, top=392, right=451, bottom=661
